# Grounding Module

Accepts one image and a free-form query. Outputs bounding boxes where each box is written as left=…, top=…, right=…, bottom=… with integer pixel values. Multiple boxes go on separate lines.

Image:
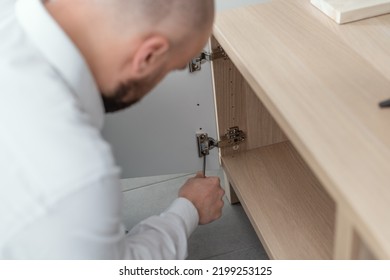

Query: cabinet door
left=102, top=0, right=268, bottom=178
left=102, top=65, right=219, bottom=178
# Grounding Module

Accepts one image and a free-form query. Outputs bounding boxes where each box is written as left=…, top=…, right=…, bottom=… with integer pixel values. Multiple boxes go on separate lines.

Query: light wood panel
left=221, top=169, right=239, bottom=204
left=334, top=207, right=377, bottom=259
left=211, top=36, right=287, bottom=158
left=213, top=0, right=390, bottom=258
left=311, top=0, right=390, bottom=24
left=211, top=34, right=287, bottom=203
left=333, top=206, right=360, bottom=259
left=356, top=241, right=376, bottom=260
left=211, top=36, right=247, bottom=157
left=222, top=141, right=335, bottom=259
left=306, top=3, right=390, bottom=82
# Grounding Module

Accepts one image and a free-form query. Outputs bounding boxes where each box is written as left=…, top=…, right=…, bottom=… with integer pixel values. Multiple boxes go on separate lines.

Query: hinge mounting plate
left=189, top=46, right=228, bottom=73
left=196, top=126, right=246, bottom=157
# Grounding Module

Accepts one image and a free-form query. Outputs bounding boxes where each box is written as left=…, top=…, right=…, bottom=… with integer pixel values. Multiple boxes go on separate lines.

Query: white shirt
left=0, top=0, right=199, bottom=259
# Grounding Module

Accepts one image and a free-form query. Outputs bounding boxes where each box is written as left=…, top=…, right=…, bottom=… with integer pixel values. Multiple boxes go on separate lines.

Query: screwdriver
left=202, top=153, right=207, bottom=177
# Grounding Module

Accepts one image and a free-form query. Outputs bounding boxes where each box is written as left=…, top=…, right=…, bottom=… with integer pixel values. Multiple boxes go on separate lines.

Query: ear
left=131, top=35, right=170, bottom=77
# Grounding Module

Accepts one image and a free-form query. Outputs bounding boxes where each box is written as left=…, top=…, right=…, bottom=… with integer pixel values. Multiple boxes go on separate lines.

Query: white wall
left=102, top=0, right=270, bottom=179
left=216, top=0, right=269, bottom=11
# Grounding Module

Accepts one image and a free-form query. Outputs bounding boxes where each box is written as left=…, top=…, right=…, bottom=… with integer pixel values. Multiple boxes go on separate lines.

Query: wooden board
left=222, top=141, right=335, bottom=259
left=311, top=0, right=390, bottom=24
left=211, top=35, right=287, bottom=158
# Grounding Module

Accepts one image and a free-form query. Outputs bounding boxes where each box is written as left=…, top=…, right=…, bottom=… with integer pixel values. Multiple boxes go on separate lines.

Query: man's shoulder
left=0, top=47, right=119, bottom=197
left=0, top=12, right=120, bottom=198
left=0, top=32, right=89, bottom=133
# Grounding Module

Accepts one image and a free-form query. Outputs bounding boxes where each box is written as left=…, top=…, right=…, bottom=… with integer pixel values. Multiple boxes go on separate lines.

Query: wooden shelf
left=222, top=141, right=335, bottom=259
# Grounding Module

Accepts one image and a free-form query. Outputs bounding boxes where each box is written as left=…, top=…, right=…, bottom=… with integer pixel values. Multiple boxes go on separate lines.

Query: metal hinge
left=196, top=126, right=246, bottom=157
left=189, top=45, right=228, bottom=72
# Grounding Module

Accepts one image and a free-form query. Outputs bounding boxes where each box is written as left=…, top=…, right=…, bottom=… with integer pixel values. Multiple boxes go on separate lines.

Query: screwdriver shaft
left=203, top=155, right=206, bottom=177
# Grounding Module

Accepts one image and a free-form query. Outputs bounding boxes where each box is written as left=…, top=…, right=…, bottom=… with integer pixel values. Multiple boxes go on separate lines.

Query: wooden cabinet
left=211, top=0, right=390, bottom=259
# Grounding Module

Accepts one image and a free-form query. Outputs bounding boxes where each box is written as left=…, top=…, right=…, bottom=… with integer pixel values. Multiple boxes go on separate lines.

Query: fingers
left=195, top=171, right=205, bottom=178
left=198, top=195, right=225, bottom=225
left=213, top=195, right=225, bottom=217
left=178, top=173, right=225, bottom=225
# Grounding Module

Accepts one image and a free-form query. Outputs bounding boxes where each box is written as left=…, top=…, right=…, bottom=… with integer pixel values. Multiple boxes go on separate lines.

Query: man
left=0, top=0, right=224, bottom=259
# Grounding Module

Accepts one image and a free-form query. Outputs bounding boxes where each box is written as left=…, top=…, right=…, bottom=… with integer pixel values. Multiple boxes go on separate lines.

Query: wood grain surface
left=222, top=141, right=335, bottom=259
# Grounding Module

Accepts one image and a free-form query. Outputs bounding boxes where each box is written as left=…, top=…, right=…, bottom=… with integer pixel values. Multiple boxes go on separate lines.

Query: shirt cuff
left=164, top=197, right=199, bottom=238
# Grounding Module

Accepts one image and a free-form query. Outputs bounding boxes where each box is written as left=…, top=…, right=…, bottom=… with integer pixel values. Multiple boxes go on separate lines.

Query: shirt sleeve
left=122, top=197, right=199, bottom=259
left=3, top=173, right=199, bottom=260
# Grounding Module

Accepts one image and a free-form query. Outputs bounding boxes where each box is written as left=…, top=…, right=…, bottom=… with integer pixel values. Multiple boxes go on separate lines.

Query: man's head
left=45, top=0, right=215, bottom=112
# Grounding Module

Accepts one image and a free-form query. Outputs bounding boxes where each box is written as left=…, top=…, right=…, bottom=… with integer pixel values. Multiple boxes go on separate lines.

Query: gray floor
left=120, top=170, right=269, bottom=260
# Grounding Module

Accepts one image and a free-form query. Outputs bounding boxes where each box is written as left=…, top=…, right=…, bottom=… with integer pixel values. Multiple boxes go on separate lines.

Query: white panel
left=103, top=66, right=219, bottom=178
left=311, top=0, right=390, bottom=24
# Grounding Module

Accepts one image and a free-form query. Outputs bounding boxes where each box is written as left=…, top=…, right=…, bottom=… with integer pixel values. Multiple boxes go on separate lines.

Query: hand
left=178, top=172, right=225, bottom=225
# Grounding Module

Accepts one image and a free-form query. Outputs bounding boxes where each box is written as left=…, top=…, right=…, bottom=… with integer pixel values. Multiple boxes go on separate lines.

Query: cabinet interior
left=211, top=36, right=336, bottom=259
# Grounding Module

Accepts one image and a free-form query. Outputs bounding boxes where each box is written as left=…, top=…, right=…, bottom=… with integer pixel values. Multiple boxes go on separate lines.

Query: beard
left=101, top=69, right=165, bottom=113
left=101, top=81, right=140, bottom=113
